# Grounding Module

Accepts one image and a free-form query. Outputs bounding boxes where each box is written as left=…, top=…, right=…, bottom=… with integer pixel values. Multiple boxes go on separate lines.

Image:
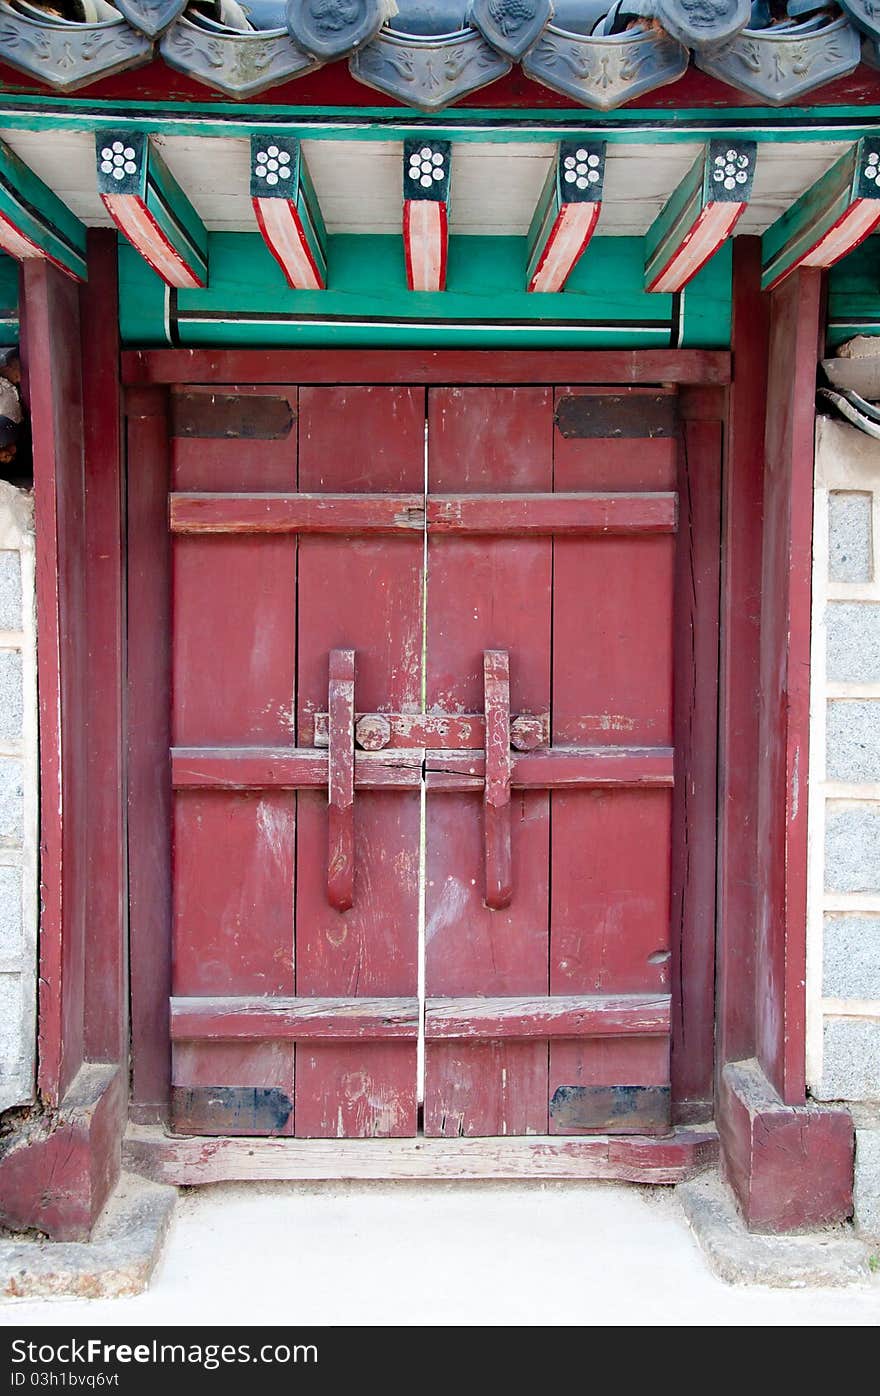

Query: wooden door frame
left=0, top=272, right=854, bottom=1237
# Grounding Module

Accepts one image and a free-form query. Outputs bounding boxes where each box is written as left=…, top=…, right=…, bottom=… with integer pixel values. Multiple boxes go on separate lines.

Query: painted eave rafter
left=645, top=139, right=756, bottom=294
left=0, top=136, right=86, bottom=281
left=97, top=130, right=208, bottom=289
left=251, top=136, right=327, bottom=292
left=762, top=136, right=880, bottom=291
left=526, top=140, right=605, bottom=294
left=403, top=139, right=451, bottom=294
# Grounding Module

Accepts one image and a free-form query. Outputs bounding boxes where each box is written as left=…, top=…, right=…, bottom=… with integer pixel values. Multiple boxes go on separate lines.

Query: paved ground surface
left=1, top=1180, right=879, bottom=1326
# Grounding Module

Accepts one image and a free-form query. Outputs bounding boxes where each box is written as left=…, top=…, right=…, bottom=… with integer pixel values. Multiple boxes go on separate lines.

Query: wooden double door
left=157, top=380, right=718, bottom=1140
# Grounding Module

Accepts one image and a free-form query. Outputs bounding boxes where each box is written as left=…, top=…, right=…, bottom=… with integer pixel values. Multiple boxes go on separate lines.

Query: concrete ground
left=1, top=1180, right=879, bottom=1326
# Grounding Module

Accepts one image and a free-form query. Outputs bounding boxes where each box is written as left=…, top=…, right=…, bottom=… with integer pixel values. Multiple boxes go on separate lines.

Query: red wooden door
left=163, top=380, right=700, bottom=1140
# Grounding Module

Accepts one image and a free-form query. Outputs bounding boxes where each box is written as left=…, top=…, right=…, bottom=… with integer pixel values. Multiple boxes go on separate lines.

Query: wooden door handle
left=327, top=648, right=355, bottom=912
left=483, top=649, right=513, bottom=910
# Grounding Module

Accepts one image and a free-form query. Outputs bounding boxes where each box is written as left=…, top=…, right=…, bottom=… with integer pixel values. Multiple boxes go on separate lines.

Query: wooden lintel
left=171, top=996, right=420, bottom=1041
left=425, top=993, right=671, bottom=1039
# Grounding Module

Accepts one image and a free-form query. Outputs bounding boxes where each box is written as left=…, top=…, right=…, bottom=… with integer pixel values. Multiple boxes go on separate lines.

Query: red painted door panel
left=165, top=379, right=691, bottom=1140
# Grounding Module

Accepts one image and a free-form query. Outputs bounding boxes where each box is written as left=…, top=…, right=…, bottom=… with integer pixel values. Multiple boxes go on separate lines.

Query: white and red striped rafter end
left=251, top=137, right=327, bottom=291
left=403, top=140, right=451, bottom=293
left=526, top=142, right=604, bottom=295
left=645, top=142, right=756, bottom=295
left=646, top=200, right=746, bottom=294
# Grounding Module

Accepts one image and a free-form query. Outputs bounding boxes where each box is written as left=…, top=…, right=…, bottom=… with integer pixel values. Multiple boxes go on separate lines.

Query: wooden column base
left=718, top=1060, right=854, bottom=1232
left=0, top=1064, right=124, bottom=1241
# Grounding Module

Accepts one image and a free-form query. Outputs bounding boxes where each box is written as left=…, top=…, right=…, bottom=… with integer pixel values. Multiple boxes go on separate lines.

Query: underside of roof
left=0, top=0, right=879, bottom=106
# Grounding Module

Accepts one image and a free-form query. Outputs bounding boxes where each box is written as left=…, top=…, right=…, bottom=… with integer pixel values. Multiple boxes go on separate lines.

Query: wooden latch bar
left=483, top=649, right=513, bottom=911
left=328, top=648, right=355, bottom=912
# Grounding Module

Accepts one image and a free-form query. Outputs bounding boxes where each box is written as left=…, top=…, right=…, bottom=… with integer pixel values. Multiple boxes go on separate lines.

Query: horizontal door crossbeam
left=170, top=994, right=670, bottom=1042
left=172, top=745, right=674, bottom=790
left=169, top=492, right=677, bottom=536
left=425, top=994, right=671, bottom=1039
left=172, top=996, right=420, bottom=1041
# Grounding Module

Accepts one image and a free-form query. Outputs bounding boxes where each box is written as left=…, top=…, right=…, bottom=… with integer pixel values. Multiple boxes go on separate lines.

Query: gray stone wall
left=0, top=481, right=36, bottom=1114
left=811, top=418, right=880, bottom=1237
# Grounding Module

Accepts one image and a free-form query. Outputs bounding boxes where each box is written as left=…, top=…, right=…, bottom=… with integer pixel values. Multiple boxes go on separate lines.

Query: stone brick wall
left=810, top=417, right=880, bottom=1235
left=0, top=481, right=36, bottom=1113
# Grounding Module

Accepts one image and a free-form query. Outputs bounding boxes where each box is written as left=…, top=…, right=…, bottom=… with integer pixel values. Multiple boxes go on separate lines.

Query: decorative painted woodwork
left=645, top=140, right=756, bottom=295
left=696, top=14, right=860, bottom=104
left=526, top=141, right=605, bottom=295
left=250, top=136, right=327, bottom=291
left=762, top=138, right=880, bottom=292
left=403, top=139, right=451, bottom=293
left=522, top=25, right=689, bottom=111
left=96, top=132, right=208, bottom=290
left=0, top=137, right=87, bottom=281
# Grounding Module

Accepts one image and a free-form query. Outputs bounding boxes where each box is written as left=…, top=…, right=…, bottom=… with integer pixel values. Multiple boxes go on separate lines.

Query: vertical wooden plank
left=23, top=260, right=87, bottom=1107
left=483, top=649, right=512, bottom=911
left=670, top=401, right=722, bottom=1120
left=127, top=385, right=172, bottom=1120
left=550, top=391, right=674, bottom=1132
left=425, top=386, right=552, bottom=1138
left=81, top=230, right=127, bottom=1066
left=296, top=386, right=423, bottom=1138
left=170, top=385, right=298, bottom=1135
left=717, top=237, right=767, bottom=1076
left=756, top=268, right=822, bottom=1105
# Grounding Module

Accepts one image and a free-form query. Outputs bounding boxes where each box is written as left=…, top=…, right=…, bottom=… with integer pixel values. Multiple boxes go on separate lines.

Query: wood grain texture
left=123, top=349, right=732, bottom=388
left=24, top=260, right=87, bottom=1107
left=483, top=649, right=512, bottom=911
left=81, top=230, right=127, bottom=1068
left=426, top=492, right=677, bottom=535
left=171, top=997, right=420, bottom=1040
left=295, top=385, right=423, bottom=1138
left=717, top=238, right=767, bottom=1074
left=755, top=268, right=823, bottom=1105
left=327, top=648, right=355, bottom=913
left=170, top=492, right=425, bottom=534
left=171, top=747, right=422, bottom=789
left=126, top=387, right=173, bottom=1121
left=425, top=994, right=671, bottom=1039
left=123, top=1123, right=719, bottom=1186
left=425, top=746, right=674, bottom=790
left=424, top=386, right=552, bottom=1138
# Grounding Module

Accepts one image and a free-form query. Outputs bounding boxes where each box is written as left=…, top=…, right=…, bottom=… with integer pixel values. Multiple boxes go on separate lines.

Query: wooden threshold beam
left=97, top=132, right=208, bottom=290
left=0, top=137, right=86, bottom=281
left=124, top=1125, right=719, bottom=1185
left=403, top=139, right=450, bottom=292
left=762, top=138, right=880, bottom=292
left=251, top=135, right=327, bottom=291
left=646, top=140, right=756, bottom=294
left=527, top=141, right=605, bottom=294
left=425, top=994, right=671, bottom=1039
left=171, top=996, right=419, bottom=1041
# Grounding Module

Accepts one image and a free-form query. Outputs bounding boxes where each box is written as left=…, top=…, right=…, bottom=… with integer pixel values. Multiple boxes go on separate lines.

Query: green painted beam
left=0, top=93, right=879, bottom=143
left=118, top=230, right=732, bottom=350
left=762, top=137, right=880, bottom=291
left=0, top=136, right=86, bottom=280
left=97, top=131, right=208, bottom=289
